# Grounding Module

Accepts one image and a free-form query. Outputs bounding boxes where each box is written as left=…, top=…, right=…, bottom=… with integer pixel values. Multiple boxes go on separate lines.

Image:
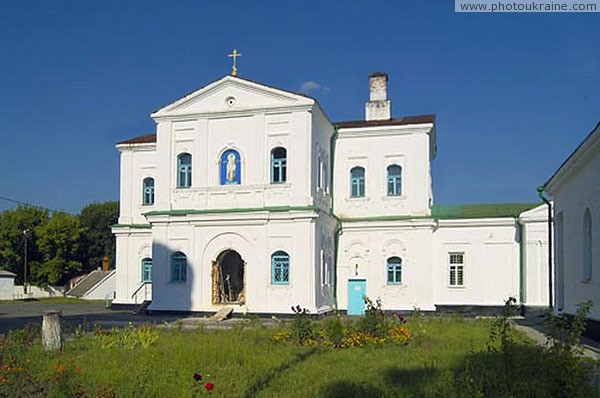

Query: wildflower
left=193, top=373, right=202, bottom=382
left=205, top=382, right=214, bottom=391
left=76, top=366, right=82, bottom=374
left=57, top=365, right=64, bottom=374
left=56, top=376, right=61, bottom=382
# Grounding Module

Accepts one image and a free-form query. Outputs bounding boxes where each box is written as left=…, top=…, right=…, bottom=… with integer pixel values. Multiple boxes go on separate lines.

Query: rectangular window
left=449, top=252, right=464, bottom=287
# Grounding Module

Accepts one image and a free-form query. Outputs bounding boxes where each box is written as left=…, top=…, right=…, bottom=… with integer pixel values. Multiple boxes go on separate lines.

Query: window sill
left=345, top=196, right=370, bottom=202
left=382, top=195, right=406, bottom=200
left=447, top=285, right=466, bottom=289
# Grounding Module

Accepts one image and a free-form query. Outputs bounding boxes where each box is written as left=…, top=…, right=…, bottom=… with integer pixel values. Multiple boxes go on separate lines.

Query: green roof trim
left=111, top=224, right=152, bottom=229
left=144, top=205, right=323, bottom=217
left=431, top=203, right=541, bottom=219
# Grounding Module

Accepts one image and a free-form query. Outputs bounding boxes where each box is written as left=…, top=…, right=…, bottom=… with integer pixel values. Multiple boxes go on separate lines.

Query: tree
left=0, top=206, right=48, bottom=284
left=78, top=201, right=119, bottom=272
left=34, top=212, right=84, bottom=285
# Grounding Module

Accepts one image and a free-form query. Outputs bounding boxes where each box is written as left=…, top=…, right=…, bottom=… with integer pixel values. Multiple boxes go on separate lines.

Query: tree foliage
left=78, top=202, right=118, bottom=272
left=34, top=212, right=84, bottom=285
left=0, top=201, right=119, bottom=286
left=0, top=207, right=48, bottom=284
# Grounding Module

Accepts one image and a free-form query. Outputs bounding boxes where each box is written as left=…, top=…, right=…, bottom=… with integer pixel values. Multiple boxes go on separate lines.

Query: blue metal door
left=348, top=279, right=366, bottom=315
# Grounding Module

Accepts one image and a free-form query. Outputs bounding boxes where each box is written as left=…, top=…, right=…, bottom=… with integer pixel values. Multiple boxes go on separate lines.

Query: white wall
left=117, top=145, right=157, bottom=226
left=547, top=125, right=600, bottom=322
left=0, top=277, right=14, bottom=299
left=112, top=227, right=152, bottom=305
left=83, top=270, right=116, bottom=301
left=434, top=219, right=520, bottom=307
left=334, top=123, right=434, bottom=219
left=337, top=220, right=436, bottom=311
left=148, top=211, right=333, bottom=314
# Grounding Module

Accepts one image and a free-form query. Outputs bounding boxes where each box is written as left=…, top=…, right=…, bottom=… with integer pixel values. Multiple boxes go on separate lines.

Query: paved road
left=0, top=301, right=182, bottom=334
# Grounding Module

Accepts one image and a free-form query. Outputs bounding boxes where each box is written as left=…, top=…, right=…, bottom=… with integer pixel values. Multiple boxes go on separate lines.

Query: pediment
left=152, top=76, right=313, bottom=118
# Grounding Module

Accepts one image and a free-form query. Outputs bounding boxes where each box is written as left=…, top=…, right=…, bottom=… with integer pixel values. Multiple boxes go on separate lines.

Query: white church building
left=546, top=121, right=600, bottom=335
left=112, top=72, right=550, bottom=315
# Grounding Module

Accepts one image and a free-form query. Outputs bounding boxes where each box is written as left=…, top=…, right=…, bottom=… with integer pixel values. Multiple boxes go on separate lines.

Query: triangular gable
left=152, top=75, right=314, bottom=118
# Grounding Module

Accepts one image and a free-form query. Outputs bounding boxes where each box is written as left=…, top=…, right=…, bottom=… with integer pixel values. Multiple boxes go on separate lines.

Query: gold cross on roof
left=228, top=49, right=242, bottom=76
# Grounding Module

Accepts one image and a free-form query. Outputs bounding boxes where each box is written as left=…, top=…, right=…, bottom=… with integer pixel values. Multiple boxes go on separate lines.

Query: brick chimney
left=365, top=72, right=391, bottom=121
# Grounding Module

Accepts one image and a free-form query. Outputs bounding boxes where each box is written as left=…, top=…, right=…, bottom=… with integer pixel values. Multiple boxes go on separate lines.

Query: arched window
left=583, top=208, right=592, bottom=282
left=271, top=147, right=287, bottom=183
left=142, top=178, right=155, bottom=205
left=171, top=252, right=187, bottom=283
left=141, top=258, right=152, bottom=282
left=387, top=256, right=402, bottom=284
left=177, top=153, right=192, bottom=188
left=271, top=250, right=290, bottom=285
left=220, top=149, right=241, bottom=185
left=387, top=165, right=402, bottom=196
left=350, top=166, right=365, bottom=198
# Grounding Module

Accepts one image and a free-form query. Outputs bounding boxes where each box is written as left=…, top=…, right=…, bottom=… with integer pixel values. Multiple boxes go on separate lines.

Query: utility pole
left=23, top=229, right=29, bottom=295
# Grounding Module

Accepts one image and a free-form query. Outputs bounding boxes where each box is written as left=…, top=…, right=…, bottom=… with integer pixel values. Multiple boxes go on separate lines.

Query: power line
left=0, top=194, right=72, bottom=215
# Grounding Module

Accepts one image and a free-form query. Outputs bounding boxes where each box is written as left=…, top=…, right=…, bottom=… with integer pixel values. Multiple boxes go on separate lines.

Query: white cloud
left=299, top=81, right=321, bottom=93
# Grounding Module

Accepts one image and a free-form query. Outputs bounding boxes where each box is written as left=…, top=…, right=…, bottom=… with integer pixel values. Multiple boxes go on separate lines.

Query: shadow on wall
left=150, top=242, right=248, bottom=313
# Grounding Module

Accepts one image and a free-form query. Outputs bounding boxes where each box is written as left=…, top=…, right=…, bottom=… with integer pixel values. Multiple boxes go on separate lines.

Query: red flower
left=205, top=382, right=214, bottom=391
left=193, top=373, right=202, bottom=381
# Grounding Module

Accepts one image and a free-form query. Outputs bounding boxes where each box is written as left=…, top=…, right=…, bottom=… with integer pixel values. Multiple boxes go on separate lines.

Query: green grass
left=1, top=316, right=598, bottom=397
left=0, top=297, right=104, bottom=304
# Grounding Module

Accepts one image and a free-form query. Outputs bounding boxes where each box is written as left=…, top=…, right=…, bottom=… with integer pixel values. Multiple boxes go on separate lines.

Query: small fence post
left=42, top=310, right=63, bottom=351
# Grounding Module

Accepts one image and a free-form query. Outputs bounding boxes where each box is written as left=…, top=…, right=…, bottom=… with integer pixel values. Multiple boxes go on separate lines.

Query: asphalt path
left=0, top=301, right=181, bottom=334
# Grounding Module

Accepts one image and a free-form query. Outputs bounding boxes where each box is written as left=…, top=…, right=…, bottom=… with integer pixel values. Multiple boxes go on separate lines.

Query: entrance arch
left=212, top=249, right=245, bottom=304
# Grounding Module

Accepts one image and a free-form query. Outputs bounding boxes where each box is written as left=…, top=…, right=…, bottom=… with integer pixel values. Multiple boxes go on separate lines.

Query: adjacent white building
left=546, top=121, right=600, bottom=331
left=112, top=73, right=550, bottom=315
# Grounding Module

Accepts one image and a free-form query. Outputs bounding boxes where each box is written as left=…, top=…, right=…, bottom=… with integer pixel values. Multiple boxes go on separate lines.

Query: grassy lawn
left=0, top=314, right=598, bottom=397
left=0, top=297, right=104, bottom=305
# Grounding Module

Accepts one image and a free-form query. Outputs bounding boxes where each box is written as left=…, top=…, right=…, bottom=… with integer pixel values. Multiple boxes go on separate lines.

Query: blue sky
left=0, top=1, right=598, bottom=214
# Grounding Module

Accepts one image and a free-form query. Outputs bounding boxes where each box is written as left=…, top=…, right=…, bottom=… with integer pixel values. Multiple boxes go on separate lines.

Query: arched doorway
left=212, top=250, right=245, bottom=304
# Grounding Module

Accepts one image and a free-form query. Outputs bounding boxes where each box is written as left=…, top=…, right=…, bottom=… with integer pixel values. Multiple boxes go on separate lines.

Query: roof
left=0, top=270, right=16, bottom=277
left=66, top=270, right=111, bottom=297
left=117, top=133, right=157, bottom=146
left=153, top=74, right=318, bottom=115
left=336, top=114, right=435, bottom=129
left=545, top=120, right=600, bottom=191
left=431, top=203, right=542, bottom=219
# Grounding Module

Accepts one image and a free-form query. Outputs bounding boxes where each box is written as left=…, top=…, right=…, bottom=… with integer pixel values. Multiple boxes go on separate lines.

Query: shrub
left=290, top=305, right=315, bottom=346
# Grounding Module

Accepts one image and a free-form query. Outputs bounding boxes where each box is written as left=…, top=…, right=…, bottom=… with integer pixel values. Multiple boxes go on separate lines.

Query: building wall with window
left=433, top=220, right=520, bottom=307
left=546, top=121, right=600, bottom=322
left=113, top=73, right=550, bottom=315
left=337, top=221, right=437, bottom=311
left=333, top=122, right=434, bottom=219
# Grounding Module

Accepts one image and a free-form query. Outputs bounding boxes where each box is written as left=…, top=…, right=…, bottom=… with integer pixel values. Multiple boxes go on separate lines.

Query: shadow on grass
left=317, top=367, right=437, bottom=398
left=318, top=380, right=386, bottom=398
left=242, top=347, right=319, bottom=398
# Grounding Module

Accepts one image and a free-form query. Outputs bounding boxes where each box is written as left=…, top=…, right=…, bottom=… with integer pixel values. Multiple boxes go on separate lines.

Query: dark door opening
left=212, top=250, right=245, bottom=304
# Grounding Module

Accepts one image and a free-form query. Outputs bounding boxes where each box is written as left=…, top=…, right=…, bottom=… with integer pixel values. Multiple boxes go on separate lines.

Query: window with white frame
left=171, top=252, right=187, bottom=283
left=386, top=256, right=402, bottom=284
left=177, top=153, right=192, bottom=188
left=271, top=251, right=290, bottom=285
left=350, top=166, right=365, bottom=197
left=141, top=258, right=152, bottom=282
left=449, top=252, right=464, bottom=287
left=271, top=147, right=287, bottom=183
left=387, top=165, right=402, bottom=196
left=142, top=177, right=155, bottom=205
